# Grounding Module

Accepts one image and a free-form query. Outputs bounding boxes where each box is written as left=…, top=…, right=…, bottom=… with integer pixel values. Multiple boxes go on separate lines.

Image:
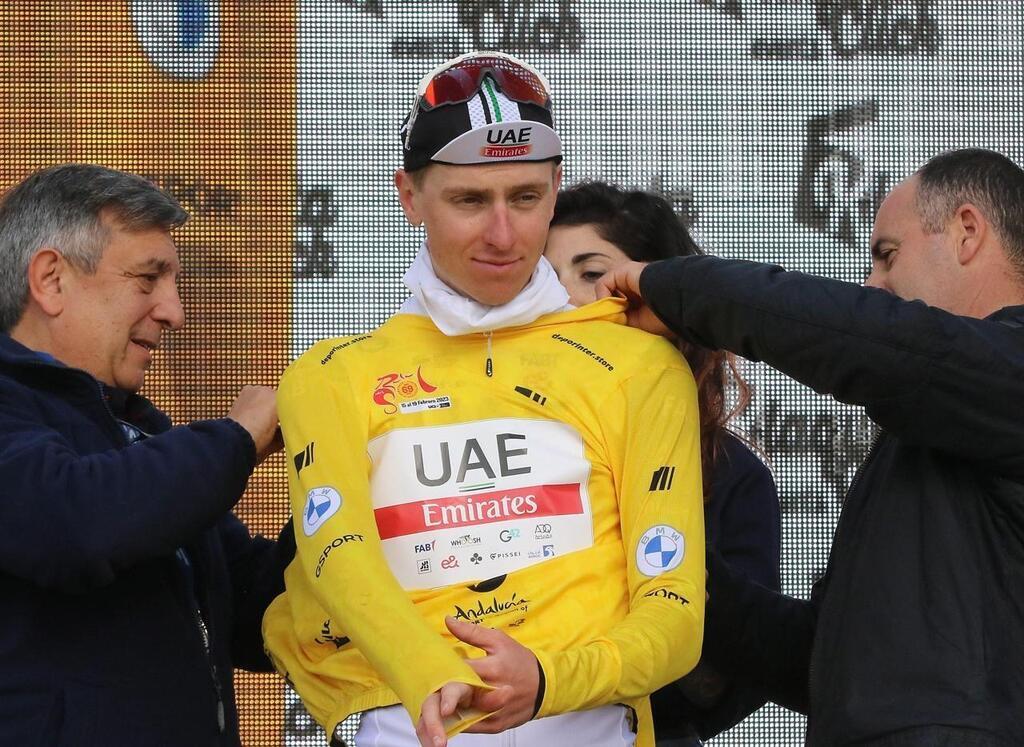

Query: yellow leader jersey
left=263, top=298, right=706, bottom=745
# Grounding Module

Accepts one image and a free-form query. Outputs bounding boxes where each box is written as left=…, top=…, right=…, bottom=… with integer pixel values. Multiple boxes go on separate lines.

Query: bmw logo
left=636, top=524, right=685, bottom=577
left=302, top=486, right=343, bottom=536
left=131, top=0, right=220, bottom=81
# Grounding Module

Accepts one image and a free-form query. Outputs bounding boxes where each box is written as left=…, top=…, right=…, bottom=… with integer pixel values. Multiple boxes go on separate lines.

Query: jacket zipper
left=192, top=603, right=226, bottom=733
left=98, top=369, right=226, bottom=735
left=177, top=546, right=227, bottom=735
left=807, top=427, right=884, bottom=722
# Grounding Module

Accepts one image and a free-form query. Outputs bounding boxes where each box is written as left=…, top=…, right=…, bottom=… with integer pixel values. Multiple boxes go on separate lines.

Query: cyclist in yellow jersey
left=262, top=52, right=706, bottom=747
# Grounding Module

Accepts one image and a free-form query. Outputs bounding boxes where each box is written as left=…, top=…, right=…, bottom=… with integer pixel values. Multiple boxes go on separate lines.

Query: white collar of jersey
left=400, top=241, right=571, bottom=336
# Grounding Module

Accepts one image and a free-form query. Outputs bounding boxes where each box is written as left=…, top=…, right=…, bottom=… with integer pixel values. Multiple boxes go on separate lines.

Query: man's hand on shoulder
left=446, top=615, right=540, bottom=733
left=227, top=385, right=283, bottom=464
left=596, top=260, right=673, bottom=338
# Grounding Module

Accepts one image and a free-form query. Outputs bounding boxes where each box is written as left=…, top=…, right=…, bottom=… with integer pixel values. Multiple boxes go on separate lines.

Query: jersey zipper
left=484, top=330, right=494, bottom=377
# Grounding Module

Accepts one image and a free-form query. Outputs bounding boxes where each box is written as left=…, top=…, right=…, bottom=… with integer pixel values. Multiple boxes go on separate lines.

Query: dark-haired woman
left=545, top=182, right=782, bottom=745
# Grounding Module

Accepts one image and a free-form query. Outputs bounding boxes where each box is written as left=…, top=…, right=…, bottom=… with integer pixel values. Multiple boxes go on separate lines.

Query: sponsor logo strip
left=374, top=483, right=582, bottom=540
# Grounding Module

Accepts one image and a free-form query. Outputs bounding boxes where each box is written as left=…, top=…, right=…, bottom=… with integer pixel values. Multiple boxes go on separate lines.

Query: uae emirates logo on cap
left=481, top=126, right=534, bottom=158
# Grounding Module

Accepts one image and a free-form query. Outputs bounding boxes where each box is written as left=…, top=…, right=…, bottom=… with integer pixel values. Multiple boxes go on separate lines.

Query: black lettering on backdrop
left=648, top=175, right=699, bottom=231
left=813, top=0, right=940, bottom=57
left=751, top=36, right=823, bottom=61
left=338, top=0, right=383, bottom=16
left=295, top=187, right=338, bottom=280
left=695, top=0, right=743, bottom=20
left=750, top=398, right=877, bottom=502
left=392, top=35, right=462, bottom=58
left=457, top=0, right=583, bottom=53
left=144, top=175, right=240, bottom=218
left=795, top=100, right=890, bottom=247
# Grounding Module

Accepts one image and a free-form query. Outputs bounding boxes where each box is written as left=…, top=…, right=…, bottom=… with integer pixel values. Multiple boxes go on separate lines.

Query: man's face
left=396, top=161, right=562, bottom=306
left=865, top=176, right=960, bottom=310
left=56, top=217, right=184, bottom=392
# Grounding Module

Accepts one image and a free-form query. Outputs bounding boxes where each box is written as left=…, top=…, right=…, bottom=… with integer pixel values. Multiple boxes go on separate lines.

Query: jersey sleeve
left=277, top=357, right=489, bottom=734
left=533, top=356, right=706, bottom=717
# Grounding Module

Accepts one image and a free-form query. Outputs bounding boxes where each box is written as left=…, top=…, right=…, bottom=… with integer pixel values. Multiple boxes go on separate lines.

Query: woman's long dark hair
left=552, top=181, right=752, bottom=498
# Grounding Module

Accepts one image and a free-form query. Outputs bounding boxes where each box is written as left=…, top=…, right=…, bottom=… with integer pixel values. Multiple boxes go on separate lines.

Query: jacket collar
left=0, top=332, right=61, bottom=369
left=988, top=305, right=1024, bottom=325
left=0, top=333, right=169, bottom=432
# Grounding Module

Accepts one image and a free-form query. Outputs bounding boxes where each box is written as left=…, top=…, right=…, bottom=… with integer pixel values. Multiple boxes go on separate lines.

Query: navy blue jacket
left=0, top=334, right=292, bottom=747
left=651, top=432, right=781, bottom=743
left=641, top=256, right=1024, bottom=746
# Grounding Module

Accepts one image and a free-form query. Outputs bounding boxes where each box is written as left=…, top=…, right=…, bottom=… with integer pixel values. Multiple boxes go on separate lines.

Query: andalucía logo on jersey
left=372, top=366, right=451, bottom=415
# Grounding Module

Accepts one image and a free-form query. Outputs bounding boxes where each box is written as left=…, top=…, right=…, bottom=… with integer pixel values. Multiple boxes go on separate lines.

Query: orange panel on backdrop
left=0, top=3, right=295, bottom=744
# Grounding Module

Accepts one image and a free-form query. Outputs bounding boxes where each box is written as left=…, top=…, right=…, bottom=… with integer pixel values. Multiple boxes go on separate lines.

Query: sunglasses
left=404, top=51, right=553, bottom=149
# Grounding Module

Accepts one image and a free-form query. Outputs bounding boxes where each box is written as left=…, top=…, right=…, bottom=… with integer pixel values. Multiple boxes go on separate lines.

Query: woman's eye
left=581, top=270, right=607, bottom=283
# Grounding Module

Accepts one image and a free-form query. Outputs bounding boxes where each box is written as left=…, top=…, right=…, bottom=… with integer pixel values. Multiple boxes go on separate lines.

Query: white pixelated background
left=290, top=1, right=1024, bottom=744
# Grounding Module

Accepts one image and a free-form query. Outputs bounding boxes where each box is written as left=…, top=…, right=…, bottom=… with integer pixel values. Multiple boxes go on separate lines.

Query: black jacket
left=0, top=334, right=293, bottom=747
left=640, top=256, right=1024, bottom=746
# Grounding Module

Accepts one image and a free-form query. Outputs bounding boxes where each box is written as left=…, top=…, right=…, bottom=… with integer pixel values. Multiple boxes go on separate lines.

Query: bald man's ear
left=954, top=202, right=987, bottom=267
left=26, top=248, right=68, bottom=318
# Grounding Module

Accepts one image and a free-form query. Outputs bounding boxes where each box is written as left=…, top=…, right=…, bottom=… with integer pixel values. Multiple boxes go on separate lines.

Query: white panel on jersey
left=367, top=418, right=594, bottom=589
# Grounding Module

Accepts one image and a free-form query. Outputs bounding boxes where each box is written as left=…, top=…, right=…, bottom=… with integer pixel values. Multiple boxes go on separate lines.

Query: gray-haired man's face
left=55, top=217, right=184, bottom=392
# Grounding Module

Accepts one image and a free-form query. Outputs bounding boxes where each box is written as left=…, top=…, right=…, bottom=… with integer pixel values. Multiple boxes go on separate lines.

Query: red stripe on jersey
left=375, top=483, right=583, bottom=539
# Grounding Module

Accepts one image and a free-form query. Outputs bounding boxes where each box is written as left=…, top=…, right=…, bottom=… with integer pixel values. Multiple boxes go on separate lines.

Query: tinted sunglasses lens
left=420, top=58, right=549, bottom=109
left=491, top=65, right=549, bottom=106
left=421, top=68, right=479, bottom=108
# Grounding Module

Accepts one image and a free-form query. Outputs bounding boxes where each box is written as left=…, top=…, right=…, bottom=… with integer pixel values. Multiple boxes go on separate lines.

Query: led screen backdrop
left=4, top=1, right=1022, bottom=745
left=0, top=3, right=296, bottom=744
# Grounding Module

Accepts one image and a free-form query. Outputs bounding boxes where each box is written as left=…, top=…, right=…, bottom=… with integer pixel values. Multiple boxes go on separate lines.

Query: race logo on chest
left=368, top=418, right=594, bottom=589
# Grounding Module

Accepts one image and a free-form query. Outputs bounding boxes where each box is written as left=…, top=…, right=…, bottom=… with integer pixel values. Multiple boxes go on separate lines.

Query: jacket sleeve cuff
left=217, top=416, right=258, bottom=472
left=639, top=258, right=690, bottom=336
